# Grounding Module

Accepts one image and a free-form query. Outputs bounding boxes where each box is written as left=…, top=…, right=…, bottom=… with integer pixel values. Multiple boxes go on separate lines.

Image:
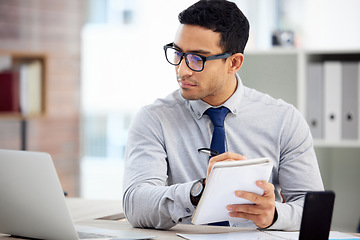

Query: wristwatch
left=190, top=178, right=206, bottom=206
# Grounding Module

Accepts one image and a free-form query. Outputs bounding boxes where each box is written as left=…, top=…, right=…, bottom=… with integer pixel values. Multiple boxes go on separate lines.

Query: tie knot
left=206, top=107, right=229, bottom=127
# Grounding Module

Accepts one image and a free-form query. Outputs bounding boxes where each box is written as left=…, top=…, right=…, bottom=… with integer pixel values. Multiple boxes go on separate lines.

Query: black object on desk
left=299, top=191, right=335, bottom=240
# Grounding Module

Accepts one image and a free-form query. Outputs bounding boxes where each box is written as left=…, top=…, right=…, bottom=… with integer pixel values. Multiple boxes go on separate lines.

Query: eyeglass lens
left=166, top=48, right=203, bottom=71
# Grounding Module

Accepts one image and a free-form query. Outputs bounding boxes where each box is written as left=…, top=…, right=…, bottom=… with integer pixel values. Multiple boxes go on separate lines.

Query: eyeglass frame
left=163, top=43, right=232, bottom=72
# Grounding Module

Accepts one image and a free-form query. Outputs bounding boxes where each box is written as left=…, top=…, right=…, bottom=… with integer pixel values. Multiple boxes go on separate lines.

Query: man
left=123, top=0, right=323, bottom=230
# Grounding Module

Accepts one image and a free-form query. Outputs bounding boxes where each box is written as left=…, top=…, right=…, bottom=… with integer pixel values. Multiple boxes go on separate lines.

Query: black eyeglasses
left=163, top=43, right=232, bottom=72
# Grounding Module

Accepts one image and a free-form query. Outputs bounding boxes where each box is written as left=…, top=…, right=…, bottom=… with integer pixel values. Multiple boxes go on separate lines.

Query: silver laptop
left=0, top=149, right=155, bottom=240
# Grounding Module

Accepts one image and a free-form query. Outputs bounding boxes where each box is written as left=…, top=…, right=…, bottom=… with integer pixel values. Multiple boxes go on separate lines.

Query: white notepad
left=192, top=158, right=273, bottom=225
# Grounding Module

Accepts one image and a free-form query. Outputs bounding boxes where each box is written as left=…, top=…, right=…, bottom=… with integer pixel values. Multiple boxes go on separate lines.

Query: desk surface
left=66, top=198, right=124, bottom=222
left=0, top=198, right=246, bottom=240
left=1, top=198, right=359, bottom=240
left=68, top=197, right=245, bottom=239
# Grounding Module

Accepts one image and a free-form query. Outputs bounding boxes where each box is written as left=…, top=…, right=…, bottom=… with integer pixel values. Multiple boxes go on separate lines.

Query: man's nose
left=176, top=57, right=193, bottom=76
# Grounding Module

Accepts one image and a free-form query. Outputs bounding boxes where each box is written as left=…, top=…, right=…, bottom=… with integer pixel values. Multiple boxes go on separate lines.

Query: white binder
left=324, top=61, right=342, bottom=141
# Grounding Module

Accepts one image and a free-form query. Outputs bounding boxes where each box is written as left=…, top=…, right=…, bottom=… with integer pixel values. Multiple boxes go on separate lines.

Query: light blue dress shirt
left=123, top=75, right=324, bottom=230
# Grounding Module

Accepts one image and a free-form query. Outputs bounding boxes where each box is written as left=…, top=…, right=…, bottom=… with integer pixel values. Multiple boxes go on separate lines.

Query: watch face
left=191, top=181, right=203, bottom=197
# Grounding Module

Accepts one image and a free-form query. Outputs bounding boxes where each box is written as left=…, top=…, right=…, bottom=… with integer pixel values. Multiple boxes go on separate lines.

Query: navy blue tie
left=206, top=106, right=230, bottom=227
left=206, top=107, right=229, bottom=154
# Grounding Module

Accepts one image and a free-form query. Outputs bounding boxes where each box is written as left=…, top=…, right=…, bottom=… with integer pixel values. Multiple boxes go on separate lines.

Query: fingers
left=228, top=208, right=274, bottom=228
left=256, top=180, right=275, bottom=196
left=206, top=152, right=247, bottom=178
left=234, top=181, right=274, bottom=203
left=226, top=181, right=276, bottom=228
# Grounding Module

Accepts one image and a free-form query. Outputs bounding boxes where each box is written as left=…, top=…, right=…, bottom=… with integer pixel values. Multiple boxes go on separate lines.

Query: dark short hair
left=178, top=0, right=250, bottom=54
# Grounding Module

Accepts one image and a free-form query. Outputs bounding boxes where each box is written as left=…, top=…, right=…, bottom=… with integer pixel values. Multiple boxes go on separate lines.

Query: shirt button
left=185, top=208, right=191, bottom=213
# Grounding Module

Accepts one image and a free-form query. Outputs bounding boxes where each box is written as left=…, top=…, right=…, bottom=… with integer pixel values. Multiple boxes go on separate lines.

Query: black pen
left=198, top=148, right=219, bottom=157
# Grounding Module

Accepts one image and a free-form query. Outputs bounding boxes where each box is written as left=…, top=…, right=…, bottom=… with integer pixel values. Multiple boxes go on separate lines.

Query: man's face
left=173, top=24, right=234, bottom=106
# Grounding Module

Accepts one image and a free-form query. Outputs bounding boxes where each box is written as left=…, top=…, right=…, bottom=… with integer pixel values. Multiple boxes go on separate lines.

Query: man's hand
left=226, top=180, right=276, bottom=228
left=206, top=152, right=276, bottom=228
left=206, top=152, right=247, bottom=178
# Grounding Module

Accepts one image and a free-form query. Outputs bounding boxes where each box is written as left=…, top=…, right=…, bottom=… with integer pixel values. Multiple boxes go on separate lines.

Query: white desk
left=0, top=198, right=245, bottom=240
left=65, top=198, right=124, bottom=222
left=68, top=198, right=245, bottom=239
left=1, top=198, right=359, bottom=240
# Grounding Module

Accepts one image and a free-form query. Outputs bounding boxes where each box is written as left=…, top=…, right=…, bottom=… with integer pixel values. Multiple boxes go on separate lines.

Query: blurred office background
left=0, top=0, right=360, bottom=233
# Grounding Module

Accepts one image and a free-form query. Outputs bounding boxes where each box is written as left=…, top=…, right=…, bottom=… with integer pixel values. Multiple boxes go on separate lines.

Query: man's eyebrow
left=173, top=43, right=211, bottom=55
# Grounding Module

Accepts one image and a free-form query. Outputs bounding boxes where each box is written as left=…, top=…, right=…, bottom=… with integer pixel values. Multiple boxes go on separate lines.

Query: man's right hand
left=206, top=152, right=248, bottom=178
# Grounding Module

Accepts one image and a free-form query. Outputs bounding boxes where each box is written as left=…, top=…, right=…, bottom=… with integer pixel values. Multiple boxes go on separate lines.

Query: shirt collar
left=188, top=73, right=244, bottom=119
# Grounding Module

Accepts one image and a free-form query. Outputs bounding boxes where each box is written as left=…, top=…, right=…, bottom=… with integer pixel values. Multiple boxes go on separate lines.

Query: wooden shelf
left=0, top=50, right=48, bottom=150
left=0, top=50, right=47, bottom=119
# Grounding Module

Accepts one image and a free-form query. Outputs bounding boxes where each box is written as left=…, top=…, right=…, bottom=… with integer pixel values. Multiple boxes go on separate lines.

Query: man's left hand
left=226, top=180, right=276, bottom=228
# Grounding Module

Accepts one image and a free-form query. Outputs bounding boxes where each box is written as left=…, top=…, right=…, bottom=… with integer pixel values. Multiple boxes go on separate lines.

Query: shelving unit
left=240, top=49, right=360, bottom=146
left=0, top=50, right=47, bottom=150
left=239, top=48, right=360, bottom=232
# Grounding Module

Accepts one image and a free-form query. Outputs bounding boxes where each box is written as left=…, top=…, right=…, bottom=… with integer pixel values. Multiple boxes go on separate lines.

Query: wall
left=0, top=0, right=84, bottom=196
left=303, top=0, right=360, bottom=49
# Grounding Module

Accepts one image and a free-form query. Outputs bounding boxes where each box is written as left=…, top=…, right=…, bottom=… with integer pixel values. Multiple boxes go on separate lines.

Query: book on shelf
left=0, top=70, right=20, bottom=113
left=19, top=60, right=43, bottom=116
left=0, top=59, right=43, bottom=116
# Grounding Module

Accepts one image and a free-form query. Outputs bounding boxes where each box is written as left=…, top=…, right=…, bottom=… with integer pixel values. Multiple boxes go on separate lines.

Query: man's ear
left=228, top=53, right=244, bottom=74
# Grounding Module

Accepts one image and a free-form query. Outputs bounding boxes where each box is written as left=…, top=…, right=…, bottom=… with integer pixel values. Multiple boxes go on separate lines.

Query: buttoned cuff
left=172, top=181, right=197, bottom=224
